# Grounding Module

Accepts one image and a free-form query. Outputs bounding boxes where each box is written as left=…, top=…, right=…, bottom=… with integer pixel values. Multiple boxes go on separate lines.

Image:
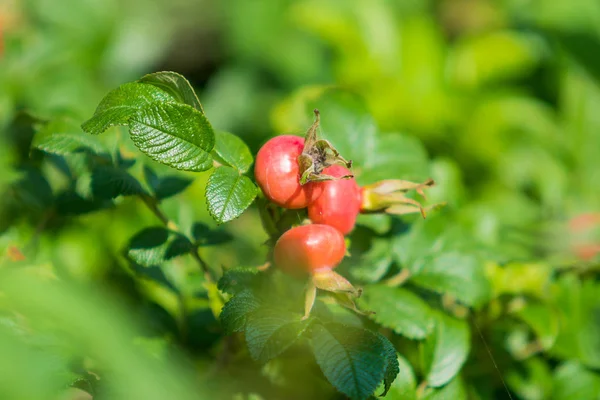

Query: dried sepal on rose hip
left=254, top=110, right=353, bottom=209
left=272, top=224, right=363, bottom=318
left=361, top=178, right=445, bottom=218
left=297, top=109, right=353, bottom=185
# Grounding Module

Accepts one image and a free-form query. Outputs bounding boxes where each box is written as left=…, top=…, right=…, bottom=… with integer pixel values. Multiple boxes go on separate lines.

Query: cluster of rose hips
left=254, top=110, right=436, bottom=317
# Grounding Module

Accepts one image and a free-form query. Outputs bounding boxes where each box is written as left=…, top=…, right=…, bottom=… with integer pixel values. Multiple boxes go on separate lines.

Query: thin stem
left=139, top=194, right=214, bottom=282
left=191, top=246, right=216, bottom=282
left=24, top=208, right=55, bottom=253
left=384, top=268, right=411, bottom=287
left=416, top=381, right=428, bottom=397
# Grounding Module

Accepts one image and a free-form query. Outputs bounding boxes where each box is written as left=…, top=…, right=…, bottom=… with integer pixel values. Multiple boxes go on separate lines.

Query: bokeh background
left=1, top=0, right=600, bottom=399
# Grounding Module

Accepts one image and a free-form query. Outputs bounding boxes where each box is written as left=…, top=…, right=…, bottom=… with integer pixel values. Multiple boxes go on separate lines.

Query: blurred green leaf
left=448, top=31, right=543, bottom=88
left=12, top=168, right=54, bottom=211
left=552, top=30, right=600, bottom=85
left=0, top=270, right=206, bottom=400
left=411, top=252, right=490, bottom=307
left=55, top=190, right=112, bottom=216
left=126, top=227, right=192, bottom=267
left=485, top=261, right=552, bottom=299
left=349, top=238, right=393, bottom=283
left=359, top=133, right=430, bottom=183
left=91, top=165, right=145, bottom=199
left=551, top=274, right=600, bottom=368
left=513, top=302, right=559, bottom=350
left=421, top=311, right=470, bottom=387
left=420, top=376, right=467, bottom=400
left=506, top=357, right=553, bottom=400
left=33, top=118, right=109, bottom=156
left=143, top=166, right=193, bottom=201
left=384, top=354, right=417, bottom=400
left=0, top=327, right=74, bottom=400
left=213, top=131, right=254, bottom=173
left=129, top=102, right=215, bottom=172
left=355, top=214, right=391, bottom=235
left=139, top=71, right=205, bottom=113
left=191, top=222, right=234, bottom=246
left=205, top=166, right=258, bottom=224
left=82, top=82, right=175, bottom=135
left=33, top=132, right=107, bottom=156
left=245, top=309, right=311, bottom=363
left=359, top=285, right=434, bottom=339
left=310, top=323, right=386, bottom=400
left=552, top=361, right=600, bottom=400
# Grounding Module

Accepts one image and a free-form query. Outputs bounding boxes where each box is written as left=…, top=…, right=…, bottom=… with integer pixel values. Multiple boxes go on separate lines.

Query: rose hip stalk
left=273, top=224, right=362, bottom=318
left=254, top=110, right=352, bottom=209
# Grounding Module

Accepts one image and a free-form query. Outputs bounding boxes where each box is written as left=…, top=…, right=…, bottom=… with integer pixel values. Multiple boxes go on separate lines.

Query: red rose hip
left=273, top=224, right=346, bottom=277
left=254, top=135, right=323, bottom=209
left=308, top=165, right=361, bottom=235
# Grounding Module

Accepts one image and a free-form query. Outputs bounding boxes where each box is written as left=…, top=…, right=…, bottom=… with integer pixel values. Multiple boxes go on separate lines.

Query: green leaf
left=551, top=274, right=600, bottom=368
left=551, top=30, right=600, bottom=85
left=506, top=357, right=552, bottom=400
left=513, top=302, right=559, bottom=350
left=384, top=354, right=417, bottom=400
left=212, top=131, right=254, bottom=173
left=356, top=214, right=391, bottom=235
left=12, top=168, right=54, bottom=211
left=377, top=334, right=400, bottom=397
left=139, top=71, right=204, bottom=113
left=310, top=323, right=386, bottom=400
left=420, top=376, right=467, bottom=400
left=126, top=227, right=193, bottom=267
left=552, top=361, right=600, bottom=400
left=129, top=264, right=178, bottom=293
left=191, top=222, right=234, bottom=246
left=218, top=268, right=261, bottom=295
left=90, top=166, right=145, bottom=199
left=358, top=285, right=434, bottom=340
left=245, top=309, right=312, bottom=363
left=143, top=166, right=193, bottom=201
left=485, top=261, right=553, bottom=299
left=33, top=118, right=109, bottom=155
left=349, top=238, right=393, bottom=283
left=128, top=102, right=215, bottom=172
left=55, top=191, right=111, bottom=216
left=421, top=311, right=470, bottom=387
left=82, top=82, right=175, bottom=135
left=411, top=252, right=490, bottom=307
left=33, top=132, right=107, bottom=156
left=359, top=133, right=430, bottom=184
left=219, top=290, right=261, bottom=334
left=205, top=166, right=258, bottom=224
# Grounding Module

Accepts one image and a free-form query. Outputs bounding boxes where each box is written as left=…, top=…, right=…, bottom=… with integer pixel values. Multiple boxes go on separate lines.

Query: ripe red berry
left=308, top=165, right=361, bottom=235
left=273, top=224, right=346, bottom=277
left=254, top=135, right=323, bottom=209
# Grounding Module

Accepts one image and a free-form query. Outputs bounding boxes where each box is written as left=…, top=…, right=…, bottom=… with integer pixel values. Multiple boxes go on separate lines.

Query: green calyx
left=303, top=269, right=369, bottom=320
left=298, top=109, right=353, bottom=185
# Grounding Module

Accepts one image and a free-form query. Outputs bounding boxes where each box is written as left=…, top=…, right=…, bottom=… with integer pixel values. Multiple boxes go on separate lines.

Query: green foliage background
left=1, top=0, right=600, bottom=399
